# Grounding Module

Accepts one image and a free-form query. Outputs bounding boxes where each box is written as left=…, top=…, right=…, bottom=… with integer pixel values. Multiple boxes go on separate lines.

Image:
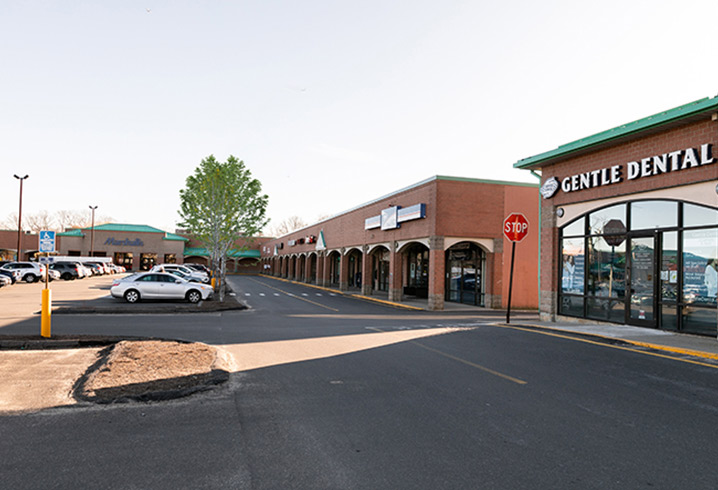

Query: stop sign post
left=503, top=213, right=530, bottom=324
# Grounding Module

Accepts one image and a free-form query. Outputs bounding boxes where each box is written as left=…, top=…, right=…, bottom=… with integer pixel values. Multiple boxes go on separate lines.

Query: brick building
left=515, top=96, right=718, bottom=336
left=260, top=176, right=540, bottom=311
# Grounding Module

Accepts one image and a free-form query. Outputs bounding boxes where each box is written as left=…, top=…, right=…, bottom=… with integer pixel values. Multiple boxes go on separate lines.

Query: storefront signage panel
left=104, top=237, right=145, bottom=247
left=541, top=143, right=714, bottom=199
left=365, top=204, right=427, bottom=230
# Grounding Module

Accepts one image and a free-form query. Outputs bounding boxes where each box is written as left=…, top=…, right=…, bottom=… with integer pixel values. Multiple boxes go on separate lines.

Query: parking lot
left=0, top=274, right=120, bottom=328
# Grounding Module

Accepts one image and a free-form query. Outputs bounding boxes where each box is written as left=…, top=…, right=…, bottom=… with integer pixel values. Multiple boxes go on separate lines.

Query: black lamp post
left=89, top=205, right=98, bottom=257
left=13, top=174, right=28, bottom=261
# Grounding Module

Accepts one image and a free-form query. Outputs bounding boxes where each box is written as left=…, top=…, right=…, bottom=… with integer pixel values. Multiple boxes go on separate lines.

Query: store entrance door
left=628, top=235, right=657, bottom=327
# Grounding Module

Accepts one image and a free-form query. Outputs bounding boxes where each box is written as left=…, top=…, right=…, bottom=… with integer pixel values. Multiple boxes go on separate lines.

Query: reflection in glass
left=684, top=203, right=718, bottom=228
left=588, top=236, right=626, bottom=301
left=445, top=243, right=485, bottom=306
left=587, top=297, right=625, bottom=323
left=629, top=237, right=655, bottom=322
left=561, top=238, right=584, bottom=294
left=661, top=305, right=678, bottom=331
left=562, top=217, right=585, bottom=237
left=661, top=232, right=678, bottom=302
left=631, top=201, right=677, bottom=230
left=683, top=307, right=717, bottom=336
left=683, top=229, right=718, bottom=306
left=589, top=204, right=626, bottom=235
left=560, top=295, right=584, bottom=317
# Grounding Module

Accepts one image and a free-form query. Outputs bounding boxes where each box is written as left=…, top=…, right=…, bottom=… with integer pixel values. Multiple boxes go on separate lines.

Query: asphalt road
left=2, top=275, right=718, bottom=489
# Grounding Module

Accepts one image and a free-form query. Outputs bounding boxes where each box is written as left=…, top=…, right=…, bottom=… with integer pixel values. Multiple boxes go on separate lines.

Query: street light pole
left=89, top=205, right=98, bottom=257
left=13, top=174, right=28, bottom=261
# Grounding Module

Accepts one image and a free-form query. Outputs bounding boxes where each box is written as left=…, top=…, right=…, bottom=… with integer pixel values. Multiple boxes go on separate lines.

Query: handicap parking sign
left=39, top=230, right=56, bottom=253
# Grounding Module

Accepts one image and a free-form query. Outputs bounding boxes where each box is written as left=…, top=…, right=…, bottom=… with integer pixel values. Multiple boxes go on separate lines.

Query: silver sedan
left=110, top=272, right=214, bottom=304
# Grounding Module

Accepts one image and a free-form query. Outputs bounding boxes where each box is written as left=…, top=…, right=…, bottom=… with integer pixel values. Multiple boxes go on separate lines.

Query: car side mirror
left=176, top=279, right=182, bottom=284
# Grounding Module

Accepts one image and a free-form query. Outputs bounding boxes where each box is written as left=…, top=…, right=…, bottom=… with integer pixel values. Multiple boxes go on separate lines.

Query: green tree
left=179, top=155, right=268, bottom=301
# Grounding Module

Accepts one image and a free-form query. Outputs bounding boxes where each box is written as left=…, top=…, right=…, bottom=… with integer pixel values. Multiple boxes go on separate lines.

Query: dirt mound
left=75, top=340, right=232, bottom=403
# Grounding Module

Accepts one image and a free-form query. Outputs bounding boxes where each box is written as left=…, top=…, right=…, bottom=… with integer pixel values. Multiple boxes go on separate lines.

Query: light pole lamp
left=89, top=205, right=98, bottom=257
left=13, top=174, right=28, bottom=261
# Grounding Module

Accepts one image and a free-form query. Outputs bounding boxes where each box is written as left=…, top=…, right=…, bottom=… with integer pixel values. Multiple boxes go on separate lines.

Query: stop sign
left=503, top=213, right=530, bottom=242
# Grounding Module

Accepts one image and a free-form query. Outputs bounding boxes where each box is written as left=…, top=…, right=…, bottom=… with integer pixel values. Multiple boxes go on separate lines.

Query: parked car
left=50, top=261, right=87, bottom=280
left=110, top=272, right=214, bottom=303
left=83, top=263, right=104, bottom=276
left=185, top=263, right=211, bottom=275
left=150, top=264, right=209, bottom=283
left=0, top=268, right=18, bottom=284
left=0, top=262, right=46, bottom=283
left=166, top=269, right=202, bottom=283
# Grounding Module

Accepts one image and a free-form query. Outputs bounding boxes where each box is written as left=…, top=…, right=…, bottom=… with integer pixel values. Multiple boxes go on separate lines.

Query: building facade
left=260, top=176, right=540, bottom=311
left=57, top=224, right=188, bottom=271
left=516, top=96, right=718, bottom=336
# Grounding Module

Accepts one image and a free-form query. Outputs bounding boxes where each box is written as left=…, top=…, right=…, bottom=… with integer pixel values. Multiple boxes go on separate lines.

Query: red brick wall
left=537, top=117, right=718, bottom=318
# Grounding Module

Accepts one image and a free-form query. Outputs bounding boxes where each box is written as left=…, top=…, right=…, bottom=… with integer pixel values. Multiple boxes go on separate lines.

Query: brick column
left=388, top=242, right=403, bottom=302
left=541, top=203, right=558, bottom=322
left=428, top=236, right=445, bottom=311
left=320, top=253, right=329, bottom=287
left=316, top=252, right=324, bottom=285
left=339, top=248, right=349, bottom=291
left=361, top=247, right=372, bottom=295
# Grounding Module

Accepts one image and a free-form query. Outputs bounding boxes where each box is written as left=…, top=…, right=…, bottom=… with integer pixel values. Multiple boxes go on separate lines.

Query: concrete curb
left=502, top=322, right=718, bottom=362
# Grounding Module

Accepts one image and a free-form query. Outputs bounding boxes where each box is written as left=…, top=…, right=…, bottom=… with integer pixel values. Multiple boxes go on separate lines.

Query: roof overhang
left=514, top=96, right=718, bottom=170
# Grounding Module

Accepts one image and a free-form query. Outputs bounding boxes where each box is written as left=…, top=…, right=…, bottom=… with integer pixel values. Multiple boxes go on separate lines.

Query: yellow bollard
left=211, top=277, right=216, bottom=290
left=41, top=288, right=52, bottom=338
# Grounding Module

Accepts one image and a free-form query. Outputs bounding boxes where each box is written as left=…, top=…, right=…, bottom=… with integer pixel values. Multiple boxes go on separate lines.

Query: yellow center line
left=367, top=327, right=527, bottom=385
left=246, top=277, right=339, bottom=312
left=493, top=323, right=718, bottom=370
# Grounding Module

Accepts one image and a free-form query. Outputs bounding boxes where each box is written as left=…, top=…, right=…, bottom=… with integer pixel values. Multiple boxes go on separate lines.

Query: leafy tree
left=179, top=155, right=268, bottom=301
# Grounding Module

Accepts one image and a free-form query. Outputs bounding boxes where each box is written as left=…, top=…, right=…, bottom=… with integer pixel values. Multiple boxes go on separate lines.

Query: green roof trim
left=514, top=96, right=718, bottom=169
left=163, top=232, right=189, bottom=242
left=184, top=247, right=260, bottom=258
left=57, top=229, right=85, bottom=237
left=90, top=223, right=167, bottom=233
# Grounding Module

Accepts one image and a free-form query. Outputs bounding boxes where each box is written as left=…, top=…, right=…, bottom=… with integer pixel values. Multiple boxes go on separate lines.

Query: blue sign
left=39, top=230, right=56, bottom=253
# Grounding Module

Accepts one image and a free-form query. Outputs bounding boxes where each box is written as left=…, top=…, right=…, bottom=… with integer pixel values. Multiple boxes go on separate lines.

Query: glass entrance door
left=628, top=236, right=657, bottom=326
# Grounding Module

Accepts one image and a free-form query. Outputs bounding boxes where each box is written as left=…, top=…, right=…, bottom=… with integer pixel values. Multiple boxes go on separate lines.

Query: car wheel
left=61, top=273, right=72, bottom=281
left=24, top=274, right=37, bottom=283
left=186, top=290, right=202, bottom=303
left=124, top=289, right=140, bottom=303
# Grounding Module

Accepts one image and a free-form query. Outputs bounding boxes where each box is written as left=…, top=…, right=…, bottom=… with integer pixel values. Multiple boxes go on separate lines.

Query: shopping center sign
left=540, top=143, right=714, bottom=199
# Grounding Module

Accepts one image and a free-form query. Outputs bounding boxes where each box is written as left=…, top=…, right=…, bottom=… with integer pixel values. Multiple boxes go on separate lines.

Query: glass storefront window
left=660, top=232, right=678, bottom=303
left=683, top=229, right=718, bottom=306
left=445, top=242, right=485, bottom=306
left=562, top=217, right=585, bottom=237
left=684, top=203, right=718, bottom=227
left=631, top=201, right=678, bottom=230
left=560, top=199, right=717, bottom=335
left=587, top=236, right=625, bottom=301
left=561, top=238, right=584, bottom=294
left=589, top=204, right=626, bottom=235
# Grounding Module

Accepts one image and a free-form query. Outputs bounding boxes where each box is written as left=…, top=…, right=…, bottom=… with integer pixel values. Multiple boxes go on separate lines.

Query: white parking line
left=274, top=293, right=280, bottom=296
left=301, top=293, right=308, bottom=296
left=245, top=293, right=251, bottom=296
left=259, top=293, right=265, bottom=297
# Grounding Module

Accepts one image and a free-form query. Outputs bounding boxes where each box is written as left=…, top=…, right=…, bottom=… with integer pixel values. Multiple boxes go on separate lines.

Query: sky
left=1, top=0, right=717, bottom=234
